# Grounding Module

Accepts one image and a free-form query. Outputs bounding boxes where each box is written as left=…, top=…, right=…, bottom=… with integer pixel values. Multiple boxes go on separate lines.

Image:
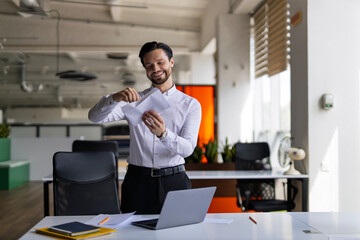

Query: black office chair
left=234, top=142, right=297, bottom=212
left=72, top=140, right=119, bottom=157
left=53, top=151, right=120, bottom=216
left=72, top=140, right=119, bottom=189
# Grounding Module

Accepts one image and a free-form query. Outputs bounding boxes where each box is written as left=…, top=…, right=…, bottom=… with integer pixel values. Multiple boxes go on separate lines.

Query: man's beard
left=149, top=68, right=172, bottom=86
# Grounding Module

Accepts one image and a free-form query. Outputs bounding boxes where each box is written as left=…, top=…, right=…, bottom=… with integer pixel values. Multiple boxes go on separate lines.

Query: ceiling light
left=21, top=0, right=40, bottom=8
left=56, top=70, right=97, bottom=81
left=107, top=52, right=128, bottom=59
left=48, top=10, right=98, bottom=81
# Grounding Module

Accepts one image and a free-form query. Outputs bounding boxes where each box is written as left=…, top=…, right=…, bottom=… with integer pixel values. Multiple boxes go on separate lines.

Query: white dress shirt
left=88, top=85, right=202, bottom=168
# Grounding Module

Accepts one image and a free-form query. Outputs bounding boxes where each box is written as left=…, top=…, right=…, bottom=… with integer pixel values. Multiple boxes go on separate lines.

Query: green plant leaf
left=204, top=139, right=218, bottom=163
left=185, top=145, right=203, bottom=163
left=220, top=137, right=235, bottom=163
left=0, top=124, right=11, bottom=138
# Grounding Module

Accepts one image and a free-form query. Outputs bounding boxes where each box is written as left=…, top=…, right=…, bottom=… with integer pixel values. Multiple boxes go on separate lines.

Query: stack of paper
left=85, top=212, right=135, bottom=229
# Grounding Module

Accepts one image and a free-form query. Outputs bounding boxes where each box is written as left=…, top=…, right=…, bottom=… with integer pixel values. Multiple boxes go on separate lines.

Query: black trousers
left=120, top=164, right=191, bottom=214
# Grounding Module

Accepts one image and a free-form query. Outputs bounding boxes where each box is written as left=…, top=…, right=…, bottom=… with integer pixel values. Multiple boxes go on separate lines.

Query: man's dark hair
left=139, top=41, right=173, bottom=67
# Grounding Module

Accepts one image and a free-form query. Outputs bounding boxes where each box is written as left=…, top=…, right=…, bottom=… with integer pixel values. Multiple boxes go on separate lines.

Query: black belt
left=128, top=164, right=186, bottom=177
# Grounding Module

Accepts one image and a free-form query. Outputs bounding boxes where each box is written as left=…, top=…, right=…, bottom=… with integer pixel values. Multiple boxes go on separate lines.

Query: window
left=254, top=0, right=290, bottom=78
left=251, top=0, right=291, bottom=166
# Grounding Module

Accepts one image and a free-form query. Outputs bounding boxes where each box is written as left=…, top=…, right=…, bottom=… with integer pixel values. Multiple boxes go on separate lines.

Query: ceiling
left=0, top=0, right=210, bottom=32
left=0, top=0, right=260, bottom=110
left=0, top=0, right=212, bottom=109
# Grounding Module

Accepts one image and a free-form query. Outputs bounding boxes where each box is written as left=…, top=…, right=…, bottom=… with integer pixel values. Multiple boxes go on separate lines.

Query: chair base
left=248, top=199, right=295, bottom=212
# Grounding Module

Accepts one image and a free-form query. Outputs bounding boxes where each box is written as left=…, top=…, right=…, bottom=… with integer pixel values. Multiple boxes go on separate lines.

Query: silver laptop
left=131, top=186, right=216, bottom=230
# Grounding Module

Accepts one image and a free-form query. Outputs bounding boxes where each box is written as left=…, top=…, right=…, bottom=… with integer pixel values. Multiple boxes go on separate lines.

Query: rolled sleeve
left=88, top=94, right=127, bottom=123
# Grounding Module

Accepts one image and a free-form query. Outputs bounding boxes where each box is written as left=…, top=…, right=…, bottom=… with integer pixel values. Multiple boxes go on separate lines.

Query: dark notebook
left=48, top=221, right=100, bottom=236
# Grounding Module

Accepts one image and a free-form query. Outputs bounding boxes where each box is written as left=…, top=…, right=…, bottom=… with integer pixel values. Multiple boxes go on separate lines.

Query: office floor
left=0, top=181, right=44, bottom=240
left=0, top=180, right=125, bottom=240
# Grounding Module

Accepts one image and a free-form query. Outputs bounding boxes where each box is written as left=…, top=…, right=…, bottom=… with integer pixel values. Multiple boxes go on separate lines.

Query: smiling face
left=143, top=48, right=174, bottom=87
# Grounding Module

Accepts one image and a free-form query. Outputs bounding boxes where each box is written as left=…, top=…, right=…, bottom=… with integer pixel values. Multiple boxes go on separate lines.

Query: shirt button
left=156, top=140, right=159, bottom=142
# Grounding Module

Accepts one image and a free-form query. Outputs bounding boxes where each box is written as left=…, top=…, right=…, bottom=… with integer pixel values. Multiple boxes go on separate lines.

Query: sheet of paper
left=85, top=212, right=136, bottom=229
left=204, top=217, right=234, bottom=224
left=122, top=88, right=171, bottom=126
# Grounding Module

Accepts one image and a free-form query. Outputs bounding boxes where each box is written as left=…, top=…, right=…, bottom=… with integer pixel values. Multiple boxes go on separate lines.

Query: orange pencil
left=99, top=217, right=110, bottom=225
left=249, top=216, right=257, bottom=224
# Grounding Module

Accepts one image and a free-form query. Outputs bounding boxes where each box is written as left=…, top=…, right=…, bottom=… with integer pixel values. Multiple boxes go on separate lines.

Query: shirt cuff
left=101, top=94, right=126, bottom=110
left=160, top=129, right=176, bottom=151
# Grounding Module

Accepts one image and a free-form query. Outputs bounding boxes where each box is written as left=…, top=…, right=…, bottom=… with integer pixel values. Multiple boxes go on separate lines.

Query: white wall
left=175, top=53, right=216, bottom=85
left=217, top=14, right=252, bottom=145
left=11, top=137, right=77, bottom=180
left=290, top=0, right=360, bottom=211
left=190, top=53, right=216, bottom=85
left=201, top=0, right=230, bottom=50
left=6, top=107, right=92, bottom=123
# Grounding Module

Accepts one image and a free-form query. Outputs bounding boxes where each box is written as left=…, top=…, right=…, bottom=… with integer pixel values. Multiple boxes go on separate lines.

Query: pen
left=249, top=216, right=257, bottom=224
left=99, top=217, right=110, bottom=225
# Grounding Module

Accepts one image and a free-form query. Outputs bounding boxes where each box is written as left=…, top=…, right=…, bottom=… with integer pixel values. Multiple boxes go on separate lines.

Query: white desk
left=42, top=170, right=308, bottom=181
left=289, top=212, right=360, bottom=238
left=42, top=170, right=309, bottom=216
left=186, top=170, right=308, bottom=180
left=20, top=212, right=333, bottom=240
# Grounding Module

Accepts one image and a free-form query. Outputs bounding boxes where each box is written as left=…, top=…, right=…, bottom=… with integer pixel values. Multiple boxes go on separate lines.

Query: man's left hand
left=142, top=110, right=166, bottom=137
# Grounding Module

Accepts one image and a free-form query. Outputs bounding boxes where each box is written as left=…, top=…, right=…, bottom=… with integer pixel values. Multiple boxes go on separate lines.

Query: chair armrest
left=236, top=184, right=249, bottom=212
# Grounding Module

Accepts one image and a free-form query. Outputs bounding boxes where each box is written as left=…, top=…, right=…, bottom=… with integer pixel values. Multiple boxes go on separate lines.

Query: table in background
left=20, top=212, right=340, bottom=240
left=42, top=170, right=309, bottom=216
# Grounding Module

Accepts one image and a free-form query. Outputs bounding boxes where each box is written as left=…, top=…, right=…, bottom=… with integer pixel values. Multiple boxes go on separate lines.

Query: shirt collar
left=150, top=84, right=176, bottom=96
left=164, top=84, right=176, bottom=96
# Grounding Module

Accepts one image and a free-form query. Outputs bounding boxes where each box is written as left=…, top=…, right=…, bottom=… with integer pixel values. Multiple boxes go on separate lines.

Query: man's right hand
left=112, top=87, right=140, bottom=102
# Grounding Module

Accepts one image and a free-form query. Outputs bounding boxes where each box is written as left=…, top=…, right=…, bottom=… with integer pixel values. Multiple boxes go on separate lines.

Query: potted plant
left=0, top=124, right=11, bottom=162
left=185, top=144, right=204, bottom=164
left=221, top=137, right=235, bottom=163
left=204, top=139, right=218, bottom=163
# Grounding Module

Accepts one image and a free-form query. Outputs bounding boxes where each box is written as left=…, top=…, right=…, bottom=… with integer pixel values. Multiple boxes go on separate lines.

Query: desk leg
left=44, top=182, right=49, bottom=217
left=287, top=179, right=292, bottom=211
left=302, top=178, right=308, bottom=212
left=288, top=178, right=309, bottom=212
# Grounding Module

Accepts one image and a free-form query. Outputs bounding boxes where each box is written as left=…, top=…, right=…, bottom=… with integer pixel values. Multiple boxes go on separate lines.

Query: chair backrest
left=53, top=151, right=120, bottom=216
left=234, top=142, right=274, bottom=199
left=72, top=140, right=119, bottom=157
left=72, top=140, right=120, bottom=191
left=234, top=142, right=271, bottom=171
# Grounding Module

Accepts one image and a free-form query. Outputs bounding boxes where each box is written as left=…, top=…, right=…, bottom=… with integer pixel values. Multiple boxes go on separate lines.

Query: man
left=88, top=41, right=202, bottom=214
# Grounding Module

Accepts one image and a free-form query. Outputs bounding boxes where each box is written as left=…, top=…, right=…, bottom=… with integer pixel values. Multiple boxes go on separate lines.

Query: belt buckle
left=151, top=168, right=161, bottom=177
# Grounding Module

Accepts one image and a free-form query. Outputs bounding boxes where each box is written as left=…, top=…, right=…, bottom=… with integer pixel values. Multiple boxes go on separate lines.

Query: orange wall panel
left=176, top=85, right=215, bottom=147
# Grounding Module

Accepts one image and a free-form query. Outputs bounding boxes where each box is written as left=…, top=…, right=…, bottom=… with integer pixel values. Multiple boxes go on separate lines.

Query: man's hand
left=112, top=87, right=140, bottom=102
left=142, top=110, right=166, bottom=137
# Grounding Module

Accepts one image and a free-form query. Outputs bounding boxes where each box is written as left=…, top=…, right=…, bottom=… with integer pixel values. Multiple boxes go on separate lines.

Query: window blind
left=254, top=0, right=289, bottom=78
